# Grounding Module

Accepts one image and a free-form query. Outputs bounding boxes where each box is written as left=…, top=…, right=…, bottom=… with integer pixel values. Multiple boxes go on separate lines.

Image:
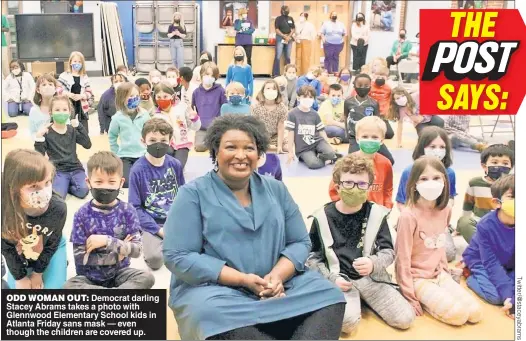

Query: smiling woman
left=162, top=115, right=346, bottom=340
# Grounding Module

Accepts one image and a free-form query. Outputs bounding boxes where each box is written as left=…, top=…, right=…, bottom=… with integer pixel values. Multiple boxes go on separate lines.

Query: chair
left=397, top=59, right=419, bottom=87
left=472, top=115, right=515, bottom=139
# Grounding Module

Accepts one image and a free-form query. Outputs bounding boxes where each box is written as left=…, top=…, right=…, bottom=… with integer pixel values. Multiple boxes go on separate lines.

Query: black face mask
left=331, top=16, right=337, bottom=21
left=282, top=10, right=289, bottom=16
left=200, top=59, right=209, bottom=65
left=91, top=188, right=120, bottom=205
left=147, top=142, right=170, bottom=158
left=486, top=166, right=511, bottom=181
left=357, top=17, right=364, bottom=22
left=375, top=78, right=386, bottom=86
left=355, top=87, right=371, bottom=98
left=234, top=55, right=244, bottom=62
left=400, top=33, right=406, bottom=39
left=175, top=20, right=180, bottom=24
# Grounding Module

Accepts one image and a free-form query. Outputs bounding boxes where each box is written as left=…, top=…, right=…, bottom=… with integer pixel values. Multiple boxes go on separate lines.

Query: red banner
left=420, top=9, right=526, bottom=115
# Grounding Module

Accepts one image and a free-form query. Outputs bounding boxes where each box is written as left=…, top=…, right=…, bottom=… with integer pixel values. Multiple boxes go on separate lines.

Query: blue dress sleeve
left=246, top=66, right=254, bottom=97
left=163, top=185, right=227, bottom=285
left=447, top=168, right=457, bottom=197
left=396, top=168, right=410, bottom=204
left=226, top=65, right=233, bottom=86
left=279, top=183, right=311, bottom=272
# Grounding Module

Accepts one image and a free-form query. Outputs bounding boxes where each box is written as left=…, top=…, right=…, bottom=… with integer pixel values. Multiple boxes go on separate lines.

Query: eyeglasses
left=339, top=181, right=370, bottom=190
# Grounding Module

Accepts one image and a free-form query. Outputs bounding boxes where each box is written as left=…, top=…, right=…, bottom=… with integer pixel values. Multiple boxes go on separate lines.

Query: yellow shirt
left=318, top=100, right=344, bottom=125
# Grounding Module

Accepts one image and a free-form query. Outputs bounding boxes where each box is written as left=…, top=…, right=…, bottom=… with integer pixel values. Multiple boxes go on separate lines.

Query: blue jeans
left=325, top=125, right=348, bottom=143
left=7, top=236, right=68, bottom=289
left=170, top=39, right=185, bottom=68
left=7, top=101, right=32, bottom=117
left=273, top=35, right=293, bottom=76
left=53, top=169, right=89, bottom=199
left=466, top=263, right=514, bottom=305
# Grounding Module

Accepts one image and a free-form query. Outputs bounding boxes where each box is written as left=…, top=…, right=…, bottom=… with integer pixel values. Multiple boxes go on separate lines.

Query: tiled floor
left=1, top=77, right=515, bottom=340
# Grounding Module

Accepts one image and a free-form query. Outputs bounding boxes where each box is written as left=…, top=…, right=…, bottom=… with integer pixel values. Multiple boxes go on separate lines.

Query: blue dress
left=163, top=171, right=345, bottom=340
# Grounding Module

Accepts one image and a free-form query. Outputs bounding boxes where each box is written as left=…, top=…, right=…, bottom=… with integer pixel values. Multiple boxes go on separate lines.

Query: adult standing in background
left=320, top=11, right=346, bottom=74
left=295, top=12, right=316, bottom=75
left=350, top=12, right=370, bottom=73
left=234, top=8, right=255, bottom=65
left=386, top=28, right=412, bottom=69
left=167, top=12, right=187, bottom=68
left=1, top=15, right=10, bottom=78
left=272, top=6, right=295, bottom=77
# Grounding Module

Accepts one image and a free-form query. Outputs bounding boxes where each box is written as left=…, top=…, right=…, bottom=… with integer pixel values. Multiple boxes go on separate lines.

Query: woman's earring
left=213, top=160, right=219, bottom=172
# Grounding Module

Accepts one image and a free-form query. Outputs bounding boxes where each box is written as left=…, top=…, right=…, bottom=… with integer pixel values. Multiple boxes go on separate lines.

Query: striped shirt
left=462, top=176, right=494, bottom=220
left=285, top=107, right=325, bottom=155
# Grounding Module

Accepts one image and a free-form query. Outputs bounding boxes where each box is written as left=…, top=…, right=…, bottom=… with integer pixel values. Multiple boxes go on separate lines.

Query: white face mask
left=22, top=185, right=53, bottom=209
left=151, top=77, right=160, bottom=84
left=203, top=75, right=215, bottom=86
left=424, top=147, right=446, bottom=161
left=306, top=72, right=314, bottom=80
left=40, top=87, right=56, bottom=97
left=113, top=82, right=121, bottom=90
left=168, top=78, right=178, bottom=86
left=286, top=74, right=297, bottom=81
left=395, top=96, right=408, bottom=106
left=299, top=16, right=306, bottom=23
left=12, top=68, right=21, bottom=76
left=416, top=180, right=444, bottom=201
left=264, top=89, right=278, bottom=100
left=299, top=98, right=314, bottom=109
left=242, top=14, right=248, bottom=20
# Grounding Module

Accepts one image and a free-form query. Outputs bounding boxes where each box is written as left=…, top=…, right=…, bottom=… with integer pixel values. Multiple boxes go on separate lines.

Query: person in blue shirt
left=296, top=66, right=322, bottom=110
left=220, top=82, right=251, bottom=116
left=225, top=46, right=254, bottom=104
left=395, top=126, right=457, bottom=262
left=462, top=174, right=515, bottom=319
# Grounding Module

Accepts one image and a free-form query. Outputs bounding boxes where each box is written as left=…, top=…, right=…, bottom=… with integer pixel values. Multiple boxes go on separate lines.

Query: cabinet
left=215, top=44, right=284, bottom=76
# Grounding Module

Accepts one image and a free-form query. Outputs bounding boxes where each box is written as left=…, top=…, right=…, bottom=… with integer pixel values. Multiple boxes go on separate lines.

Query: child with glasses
left=308, top=153, right=414, bottom=335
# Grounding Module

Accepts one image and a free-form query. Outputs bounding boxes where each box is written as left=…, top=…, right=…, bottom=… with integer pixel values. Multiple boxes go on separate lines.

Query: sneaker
left=472, top=142, right=487, bottom=153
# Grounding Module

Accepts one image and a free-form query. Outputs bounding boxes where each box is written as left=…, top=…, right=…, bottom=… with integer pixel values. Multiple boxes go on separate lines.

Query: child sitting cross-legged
left=128, top=118, right=185, bottom=270
left=220, top=82, right=251, bottom=116
left=308, top=153, right=414, bottom=334
left=328, top=116, right=393, bottom=209
left=318, top=83, right=347, bottom=145
left=457, top=143, right=514, bottom=243
left=64, top=151, right=155, bottom=289
left=462, top=174, right=515, bottom=319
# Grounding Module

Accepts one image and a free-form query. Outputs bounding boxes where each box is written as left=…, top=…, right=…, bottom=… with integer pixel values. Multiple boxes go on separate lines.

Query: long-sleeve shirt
left=108, top=110, right=150, bottom=158
left=97, top=86, right=117, bottom=120
left=390, top=39, right=413, bottom=60
left=153, top=102, right=201, bottom=150
left=191, top=84, right=227, bottom=130
left=1, top=194, right=67, bottom=280
left=329, top=152, right=393, bottom=208
left=58, top=72, right=93, bottom=115
left=128, top=156, right=185, bottom=235
left=3, top=72, right=35, bottom=102
left=296, top=76, right=321, bottom=111
left=395, top=205, right=451, bottom=306
left=296, top=21, right=317, bottom=41
left=462, top=176, right=494, bottom=219
left=234, top=19, right=255, bottom=45
left=34, top=123, right=91, bottom=172
left=220, top=103, right=251, bottom=116
left=350, top=22, right=370, bottom=46
left=226, top=64, right=254, bottom=97
left=462, top=210, right=515, bottom=304
left=71, top=200, right=142, bottom=283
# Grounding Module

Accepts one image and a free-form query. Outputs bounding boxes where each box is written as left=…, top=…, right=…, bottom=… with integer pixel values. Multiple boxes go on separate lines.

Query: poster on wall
left=370, top=0, right=397, bottom=32
left=457, top=0, right=489, bottom=9
left=220, top=1, right=258, bottom=28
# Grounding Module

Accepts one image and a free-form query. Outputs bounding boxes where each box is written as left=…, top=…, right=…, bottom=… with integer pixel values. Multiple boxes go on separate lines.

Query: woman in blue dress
left=163, top=115, right=346, bottom=340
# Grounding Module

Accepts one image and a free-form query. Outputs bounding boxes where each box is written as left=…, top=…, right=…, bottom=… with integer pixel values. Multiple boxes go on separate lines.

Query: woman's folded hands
left=242, top=273, right=286, bottom=300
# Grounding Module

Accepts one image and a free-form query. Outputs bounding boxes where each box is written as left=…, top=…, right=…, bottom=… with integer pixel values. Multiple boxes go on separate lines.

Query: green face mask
left=358, top=139, right=381, bottom=154
left=52, top=112, right=70, bottom=124
left=339, top=187, right=368, bottom=207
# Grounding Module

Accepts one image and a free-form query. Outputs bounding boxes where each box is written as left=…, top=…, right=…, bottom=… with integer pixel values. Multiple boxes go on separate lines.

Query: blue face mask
left=127, top=96, right=140, bottom=110
left=71, top=63, right=82, bottom=71
left=229, top=95, right=243, bottom=105
left=331, top=97, right=342, bottom=106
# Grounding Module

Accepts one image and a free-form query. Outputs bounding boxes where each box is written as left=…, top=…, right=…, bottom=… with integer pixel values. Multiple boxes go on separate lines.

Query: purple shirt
left=257, top=153, right=282, bottom=181
left=191, top=83, right=227, bottom=130
left=128, top=156, right=185, bottom=234
left=234, top=19, right=255, bottom=46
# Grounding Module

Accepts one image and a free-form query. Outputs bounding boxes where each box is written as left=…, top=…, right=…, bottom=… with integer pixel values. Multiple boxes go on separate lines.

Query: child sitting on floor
left=457, top=144, right=514, bottom=243
left=462, top=174, right=515, bottom=319
left=135, top=78, right=156, bottom=116
left=149, top=69, right=162, bottom=87
left=64, top=151, right=155, bottom=289
left=98, top=74, right=126, bottom=134
left=221, top=82, right=251, bottom=116
left=329, top=116, right=393, bottom=209
left=318, top=83, right=347, bottom=144
left=297, top=65, right=322, bottom=110
left=308, top=154, right=414, bottom=334
left=257, top=152, right=282, bottom=181
left=29, top=73, right=60, bottom=140
left=128, top=119, right=185, bottom=270
left=395, top=156, right=482, bottom=326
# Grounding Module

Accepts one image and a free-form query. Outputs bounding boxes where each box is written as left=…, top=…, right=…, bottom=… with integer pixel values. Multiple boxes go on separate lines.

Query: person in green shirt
left=386, top=28, right=412, bottom=69
left=2, top=15, right=10, bottom=78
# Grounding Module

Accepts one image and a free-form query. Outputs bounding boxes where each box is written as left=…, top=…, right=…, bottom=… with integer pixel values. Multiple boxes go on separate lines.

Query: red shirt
left=329, top=152, right=393, bottom=208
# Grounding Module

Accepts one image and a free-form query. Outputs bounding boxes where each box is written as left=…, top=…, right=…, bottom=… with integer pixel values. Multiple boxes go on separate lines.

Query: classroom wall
left=364, top=2, right=403, bottom=63
left=109, top=0, right=134, bottom=66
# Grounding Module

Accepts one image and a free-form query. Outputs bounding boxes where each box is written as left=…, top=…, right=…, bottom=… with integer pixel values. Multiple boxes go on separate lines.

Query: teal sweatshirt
left=108, top=110, right=150, bottom=158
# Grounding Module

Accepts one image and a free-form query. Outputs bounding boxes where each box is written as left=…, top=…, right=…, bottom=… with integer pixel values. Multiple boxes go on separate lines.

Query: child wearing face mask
left=1, top=149, right=68, bottom=289
left=234, top=8, right=255, bottom=65
left=274, top=76, right=289, bottom=107
left=58, top=51, right=93, bottom=133
left=462, top=174, right=515, bottom=319
left=395, top=156, right=483, bottom=326
left=226, top=46, right=254, bottom=103
left=296, top=66, right=322, bottom=110
left=395, top=126, right=457, bottom=262
left=457, top=144, right=514, bottom=243
left=337, top=67, right=353, bottom=98
left=345, top=73, right=394, bottom=165
left=319, top=84, right=347, bottom=144
left=4, top=59, right=35, bottom=117
left=388, top=88, right=444, bottom=148
left=98, top=74, right=126, bottom=134
left=108, top=82, right=151, bottom=188
left=329, top=116, right=393, bottom=209
left=153, top=82, right=200, bottom=168
left=166, top=66, right=183, bottom=100
left=308, top=154, right=414, bottom=334
left=64, top=151, right=155, bottom=289
left=283, top=64, right=298, bottom=110
left=221, top=82, right=250, bottom=116
left=34, top=95, right=91, bottom=199
left=29, top=73, right=61, bottom=140
left=252, top=79, right=289, bottom=153
left=149, top=69, right=162, bottom=87
left=192, top=62, right=227, bottom=152
left=135, top=77, right=155, bottom=116
left=286, top=85, right=340, bottom=169
left=128, top=119, right=186, bottom=270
